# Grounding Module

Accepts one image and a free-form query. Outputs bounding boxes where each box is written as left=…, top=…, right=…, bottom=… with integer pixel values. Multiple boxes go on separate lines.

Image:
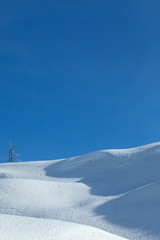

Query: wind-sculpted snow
left=45, top=142, right=160, bottom=196
left=0, top=142, right=160, bottom=239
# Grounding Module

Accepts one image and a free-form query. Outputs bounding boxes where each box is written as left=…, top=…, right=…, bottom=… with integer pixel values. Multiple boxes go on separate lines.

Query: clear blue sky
left=0, top=0, right=160, bottom=162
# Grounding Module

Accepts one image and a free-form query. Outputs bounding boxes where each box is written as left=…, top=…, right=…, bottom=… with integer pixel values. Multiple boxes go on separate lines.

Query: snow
left=0, top=142, right=160, bottom=239
left=0, top=214, right=126, bottom=240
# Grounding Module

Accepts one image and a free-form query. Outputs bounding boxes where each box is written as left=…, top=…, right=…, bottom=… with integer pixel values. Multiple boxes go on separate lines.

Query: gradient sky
left=0, top=0, right=160, bottom=162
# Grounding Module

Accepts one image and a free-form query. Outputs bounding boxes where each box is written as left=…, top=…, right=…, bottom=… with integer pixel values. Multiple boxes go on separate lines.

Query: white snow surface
left=0, top=142, right=160, bottom=240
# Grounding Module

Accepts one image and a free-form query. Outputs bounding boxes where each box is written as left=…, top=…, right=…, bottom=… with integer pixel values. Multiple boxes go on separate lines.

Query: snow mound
left=0, top=214, right=126, bottom=240
left=45, top=142, right=160, bottom=195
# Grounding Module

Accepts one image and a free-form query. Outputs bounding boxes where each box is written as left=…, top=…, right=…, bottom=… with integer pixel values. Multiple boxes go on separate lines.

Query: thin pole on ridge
left=8, top=142, right=17, bottom=163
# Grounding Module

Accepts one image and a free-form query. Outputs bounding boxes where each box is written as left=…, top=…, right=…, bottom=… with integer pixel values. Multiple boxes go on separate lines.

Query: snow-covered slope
left=0, top=142, right=160, bottom=240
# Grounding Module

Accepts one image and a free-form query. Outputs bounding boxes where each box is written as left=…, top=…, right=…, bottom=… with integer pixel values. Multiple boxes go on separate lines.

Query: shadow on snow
left=44, top=145, right=160, bottom=237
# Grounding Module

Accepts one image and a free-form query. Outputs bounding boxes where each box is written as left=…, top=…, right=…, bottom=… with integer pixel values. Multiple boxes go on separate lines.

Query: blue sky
left=0, top=0, right=160, bottom=162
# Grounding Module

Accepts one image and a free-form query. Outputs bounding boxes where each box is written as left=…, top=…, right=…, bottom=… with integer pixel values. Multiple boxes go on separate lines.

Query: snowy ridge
left=101, top=142, right=160, bottom=155
left=0, top=142, right=160, bottom=239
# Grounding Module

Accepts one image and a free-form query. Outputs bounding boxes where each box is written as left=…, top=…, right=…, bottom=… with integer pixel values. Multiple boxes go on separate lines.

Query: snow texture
left=0, top=142, right=160, bottom=239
